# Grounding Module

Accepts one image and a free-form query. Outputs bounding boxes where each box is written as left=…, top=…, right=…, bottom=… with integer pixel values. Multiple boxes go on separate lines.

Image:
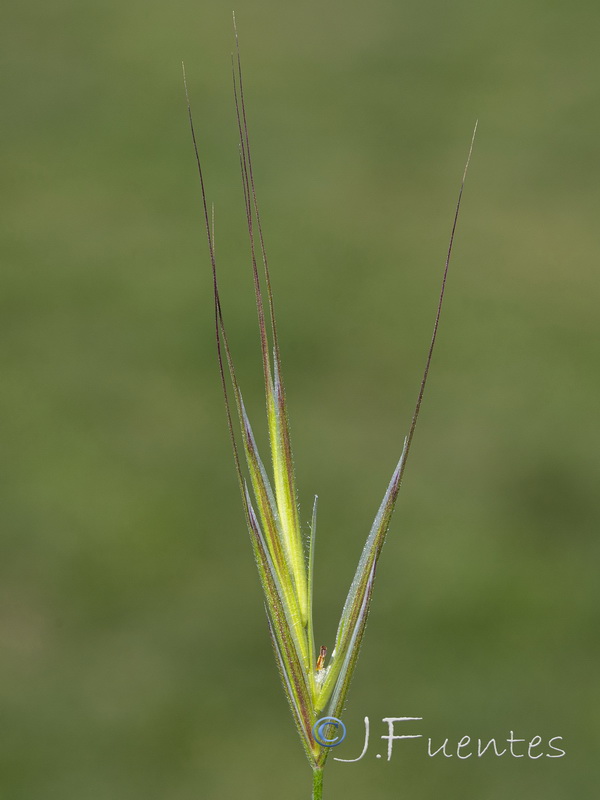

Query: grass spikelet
left=185, top=22, right=476, bottom=799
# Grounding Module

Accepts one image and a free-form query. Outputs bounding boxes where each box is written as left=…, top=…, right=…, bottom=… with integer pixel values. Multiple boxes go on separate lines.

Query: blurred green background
left=2, top=1, right=599, bottom=798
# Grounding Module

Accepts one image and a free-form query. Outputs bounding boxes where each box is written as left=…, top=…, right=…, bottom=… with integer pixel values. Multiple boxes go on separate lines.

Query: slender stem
left=312, top=768, right=324, bottom=800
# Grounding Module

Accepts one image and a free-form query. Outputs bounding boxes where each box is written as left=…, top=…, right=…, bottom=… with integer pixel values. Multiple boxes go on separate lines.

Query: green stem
left=312, top=768, right=324, bottom=800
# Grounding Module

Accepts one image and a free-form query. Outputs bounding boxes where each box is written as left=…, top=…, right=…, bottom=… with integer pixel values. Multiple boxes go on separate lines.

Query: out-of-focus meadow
left=1, top=1, right=599, bottom=798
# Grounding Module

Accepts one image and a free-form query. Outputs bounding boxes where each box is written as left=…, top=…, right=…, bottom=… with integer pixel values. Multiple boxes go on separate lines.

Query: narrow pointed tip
left=471, top=119, right=479, bottom=143
left=462, top=121, right=478, bottom=182
left=310, top=494, right=319, bottom=524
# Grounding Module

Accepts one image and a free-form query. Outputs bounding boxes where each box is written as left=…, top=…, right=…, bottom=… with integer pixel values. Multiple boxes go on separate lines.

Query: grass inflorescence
left=185, top=21, right=475, bottom=799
